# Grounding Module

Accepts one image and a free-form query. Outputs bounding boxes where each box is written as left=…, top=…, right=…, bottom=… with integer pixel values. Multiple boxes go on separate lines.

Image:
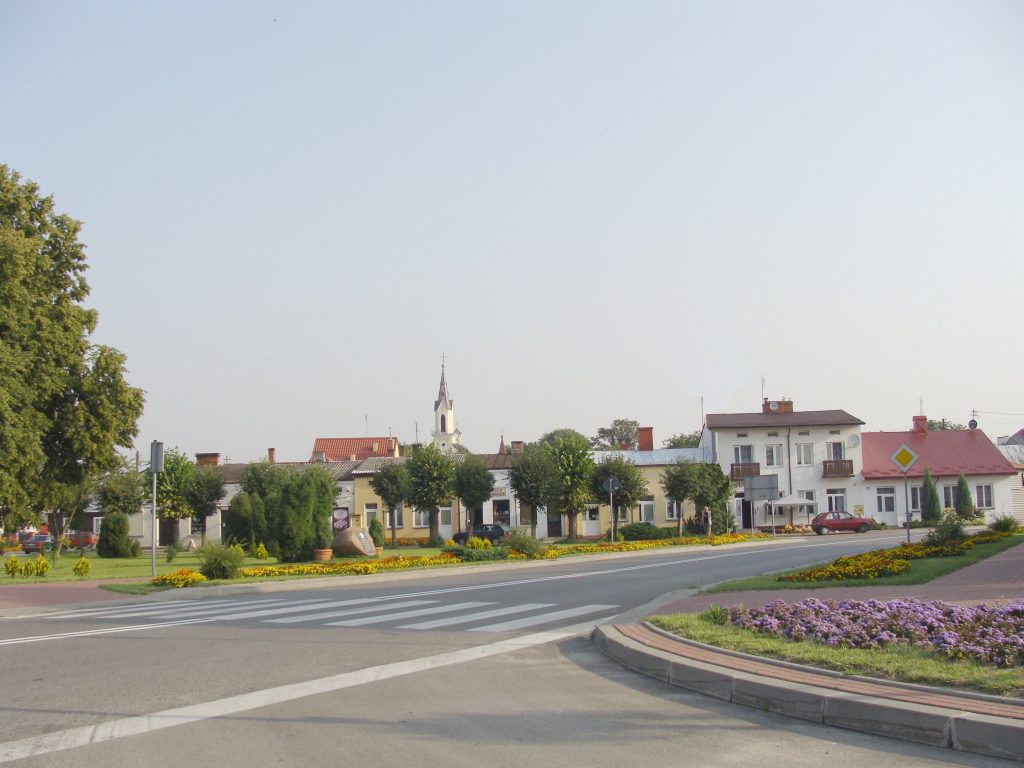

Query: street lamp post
left=150, top=441, right=164, bottom=577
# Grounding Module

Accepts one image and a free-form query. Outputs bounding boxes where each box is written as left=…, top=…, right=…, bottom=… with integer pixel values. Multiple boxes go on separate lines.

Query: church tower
left=431, top=361, right=462, bottom=453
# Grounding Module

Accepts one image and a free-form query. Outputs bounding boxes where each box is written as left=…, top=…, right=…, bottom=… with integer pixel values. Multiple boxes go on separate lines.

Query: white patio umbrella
left=769, top=494, right=817, bottom=526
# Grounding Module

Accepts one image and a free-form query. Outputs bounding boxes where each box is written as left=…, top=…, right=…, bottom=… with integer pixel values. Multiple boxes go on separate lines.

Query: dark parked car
left=68, top=530, right=98, bottom=550
left=452, top=524, right=509, bottom=545
left=810, top=511, right=874, bottom=535
left=21, top=534, right=54, bottom=554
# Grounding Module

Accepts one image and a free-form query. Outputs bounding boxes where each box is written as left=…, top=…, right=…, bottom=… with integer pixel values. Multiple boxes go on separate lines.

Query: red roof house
left=311, top=437, right=400, bottom=463
left=862, top=416, right=1015, bottom=480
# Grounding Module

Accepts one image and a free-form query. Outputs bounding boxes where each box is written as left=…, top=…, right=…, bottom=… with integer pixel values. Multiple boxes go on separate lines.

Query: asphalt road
left=1, top=530, right=1012, bottom=766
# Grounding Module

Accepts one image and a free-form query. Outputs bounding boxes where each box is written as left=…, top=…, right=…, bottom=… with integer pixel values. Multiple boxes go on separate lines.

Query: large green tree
left=590, top=455, right=648, bottom=540
left=405, top=444, right=455, bottom=545
left=95, top=457, right=148, bottom=518
left=927, top=418, right=966, bottom=431
left=550, top=434, right=594, bottom=541
left=663, top=431, right=701, bottom=449
left=508, top=444, right=557, bottom=536
left=370, top=461, right=412, bottom=546
left=590, top=419, right=639, bottom=450
left=454, top=456, right=495, bottom=531
left=186, top=465, right=225, bottom=541
left=0, top=165, right=144, bottom=547
left=534, top=428, right=588, bottom=448
left=661, top=459, right=698, bottom=536
left=688, top=464, right=733, bottom=534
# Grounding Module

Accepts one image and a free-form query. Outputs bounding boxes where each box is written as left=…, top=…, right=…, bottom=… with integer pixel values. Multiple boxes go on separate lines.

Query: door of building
left=582, top=506, right=601, bottom=537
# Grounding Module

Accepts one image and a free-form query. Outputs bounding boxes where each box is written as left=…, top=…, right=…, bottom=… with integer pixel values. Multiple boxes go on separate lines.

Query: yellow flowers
left=779, top=539, right=973, bottom=583
left=238, top=552, right=461, bottom=579
left=152, top=568, right=208, bottom=588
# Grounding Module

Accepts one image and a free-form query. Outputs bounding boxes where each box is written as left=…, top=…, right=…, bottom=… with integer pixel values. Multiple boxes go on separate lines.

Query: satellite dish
left=768, top=401, right=779, bottom=412
left=847, top=434, right=861, bottom=448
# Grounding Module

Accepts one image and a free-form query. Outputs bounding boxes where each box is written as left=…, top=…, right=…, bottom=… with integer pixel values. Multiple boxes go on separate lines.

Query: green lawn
left=646, top=612, right=1024, bottom=697
left=1, top=550, right=277, bottom=584
left=705, top=533, right=1024, bottom=593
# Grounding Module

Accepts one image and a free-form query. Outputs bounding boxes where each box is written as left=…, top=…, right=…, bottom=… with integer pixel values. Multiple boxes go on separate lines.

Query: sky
left=3, top=1, right=1023, bottom=463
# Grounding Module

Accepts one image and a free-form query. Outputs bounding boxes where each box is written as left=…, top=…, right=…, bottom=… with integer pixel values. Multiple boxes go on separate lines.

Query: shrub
left=618, top=523, right=662, bottom=541
left=368, top=518, right=386, bottom=548
left=989, top=514, right=1019, bottom=534
left=197, top=542, right=245, bottom=580
left=29, top=554, right=51, bottom=577
left=97, top=513, right=133, bottom=558
left=129, top=540, right=142, bottom=558
left=4, top=555, right=20, bottom=577
left=700, top=604, right=729, bottom=625
left=72, top=555, right=90, bottom=578
left=924, top=511, right=966, bottom=547
left=254, top=542, right=269, bottom=559
left=465, top=536, right=491, bottom=550
left=454, top=546, right=507, bottom=562
left=504, top=528, right=547, bottom=558
left=165, top=542, right=181, bottom=563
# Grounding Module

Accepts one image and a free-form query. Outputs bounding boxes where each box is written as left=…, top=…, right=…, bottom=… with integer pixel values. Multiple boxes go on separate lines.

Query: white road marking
left=325, top=601, right=493, bottom=627
left=0, top=617, right=218, bottom=646
left=0, top=628, right=577, bottom=763
left=470, top=604, right=618, bottom=632
left=26, top=599, right=201, bottom=619
left=400, top=603, right=555, bottom=630
left=96, top=597, right=292, bottom=620
left=265, top=599, right=436, bottom=624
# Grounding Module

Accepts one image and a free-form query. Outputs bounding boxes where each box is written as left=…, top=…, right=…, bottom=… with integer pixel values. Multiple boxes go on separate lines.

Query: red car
left=811, top=511, right=874, bottom=535
left=69, top=530, right=98, bottom=550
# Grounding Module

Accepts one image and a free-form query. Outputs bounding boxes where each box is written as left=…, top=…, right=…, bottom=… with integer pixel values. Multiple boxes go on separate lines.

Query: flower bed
left=777, top=534, right=997, bottom=583
left=539, top=533, right=764, bottom=559
left=238, top=552, right=461, bottom=578
left=152, top=568, right=207, bottom=588
left=727, top=597, right=1024, bottom=668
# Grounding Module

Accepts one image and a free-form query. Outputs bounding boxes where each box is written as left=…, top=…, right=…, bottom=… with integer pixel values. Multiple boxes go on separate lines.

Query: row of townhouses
left=121, top=366, right=1024, bottom=547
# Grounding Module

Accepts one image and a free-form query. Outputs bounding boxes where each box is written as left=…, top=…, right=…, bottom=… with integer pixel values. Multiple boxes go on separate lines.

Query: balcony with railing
left=730, top=462, right=761, bottom=480
left=822, top=459, right=854, bottom=478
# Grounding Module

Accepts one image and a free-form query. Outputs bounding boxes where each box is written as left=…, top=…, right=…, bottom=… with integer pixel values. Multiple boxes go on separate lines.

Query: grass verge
left=647, top=612, right=1024, bottom=697
left=706, top=533, right=1024, bottom=592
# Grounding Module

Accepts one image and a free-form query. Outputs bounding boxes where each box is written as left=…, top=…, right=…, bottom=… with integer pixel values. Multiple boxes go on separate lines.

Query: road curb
left=592, top=623, right=1024, bottom=762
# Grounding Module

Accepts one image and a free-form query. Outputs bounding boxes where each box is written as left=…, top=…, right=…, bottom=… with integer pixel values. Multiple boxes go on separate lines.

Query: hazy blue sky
left=3, top=1, right=1022, bottom=462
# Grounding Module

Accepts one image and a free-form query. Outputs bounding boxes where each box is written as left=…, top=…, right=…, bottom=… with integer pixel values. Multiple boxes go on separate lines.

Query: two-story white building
left=701, top=399, right=866, bottom=530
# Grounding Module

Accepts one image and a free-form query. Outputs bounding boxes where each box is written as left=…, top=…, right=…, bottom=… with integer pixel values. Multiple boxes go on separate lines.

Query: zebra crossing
left=34, top=596, right=619, bottom=634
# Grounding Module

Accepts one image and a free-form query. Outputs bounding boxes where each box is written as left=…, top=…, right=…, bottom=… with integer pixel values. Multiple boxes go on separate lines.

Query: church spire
left=435, top=360, right=451, bottom=410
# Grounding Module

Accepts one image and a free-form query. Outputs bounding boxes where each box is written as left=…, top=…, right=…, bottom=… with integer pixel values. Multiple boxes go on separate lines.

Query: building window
left=666, top=500, right=680, bottom=520
left=386, top=505, right=404, bottom=529
left=876, top=487, right=896, bottom=515
left=440, top=507, right=452, bottom=526
left=364, top=503, right=378, bottom=524
left=765, top=444, right=784, bottom=467
left=826, top=488, right=847, bottom=513
left=795, top=443, right=813, bottom=466
left=976, top=484, right=993, bottom=509
left=440, top=414, right=447, bottom=432
left=942, top=485, right=959, bottom=509
left=910, top=486, right=923, bottom=512
left=733, top=445, right=754, bottom=463
left=414, top=508, right=429, bottom=528
left=638, top=497, right=655, bottom=523
left=825, top=442, right=845, bottom=461
left=616, top=505, right=628, bottom=522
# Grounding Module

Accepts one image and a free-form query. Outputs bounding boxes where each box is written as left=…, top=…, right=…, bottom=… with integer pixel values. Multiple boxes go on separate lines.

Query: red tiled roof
left=862, top=428, right=1015, bottom=480
left=312, top=437, right=399, bottom=462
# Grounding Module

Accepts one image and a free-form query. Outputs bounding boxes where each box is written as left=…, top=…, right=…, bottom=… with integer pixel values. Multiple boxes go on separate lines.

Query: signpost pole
left=889, top=442, right=918, bottom=548
left=903, top=476, right=911, bottom=546
left=150, top=441, right=164, bottom=578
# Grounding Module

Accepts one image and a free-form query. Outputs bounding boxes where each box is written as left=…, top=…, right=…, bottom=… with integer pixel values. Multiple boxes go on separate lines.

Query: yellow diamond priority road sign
left=890, top=443, right=919, bottom=473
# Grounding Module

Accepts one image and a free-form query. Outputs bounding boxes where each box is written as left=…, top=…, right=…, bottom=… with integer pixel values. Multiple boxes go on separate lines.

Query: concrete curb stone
left=592, top=624, right=1024, bottom=762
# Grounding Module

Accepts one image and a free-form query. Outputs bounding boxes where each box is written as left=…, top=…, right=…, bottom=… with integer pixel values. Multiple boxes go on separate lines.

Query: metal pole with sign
left=890, top=443, right=919, bottom=546
left=602, top=476, right=620, bottom=540
left=150, top=441, right=164, bottom=577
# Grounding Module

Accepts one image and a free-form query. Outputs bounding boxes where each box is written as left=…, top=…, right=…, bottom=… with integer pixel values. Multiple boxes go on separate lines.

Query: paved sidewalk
left=596, top=541, right=1024, bottom=762
left=0, top=579, right=141, bottom=610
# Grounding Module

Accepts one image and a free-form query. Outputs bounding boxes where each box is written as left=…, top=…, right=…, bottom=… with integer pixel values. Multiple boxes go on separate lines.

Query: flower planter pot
left=313, top=548, right=333, bottom=562
left=375, top=546, right=384, bottom=557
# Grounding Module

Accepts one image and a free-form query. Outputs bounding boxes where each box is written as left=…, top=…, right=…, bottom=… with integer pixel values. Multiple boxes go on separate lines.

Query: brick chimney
left=195, top=452, right=220, bottom=466
left=268, top=447, right=276, bottom=464
left=510, top=440, right=525, bottom=456
left=762, top=398, right=795, bottom=414
left=912, top=415, right=928, bottom=433
left=637, top=427, right=654, bottom=452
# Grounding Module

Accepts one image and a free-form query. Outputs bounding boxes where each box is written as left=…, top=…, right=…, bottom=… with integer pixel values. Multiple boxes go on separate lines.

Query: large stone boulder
left=332, top=528, right=376, bottom=557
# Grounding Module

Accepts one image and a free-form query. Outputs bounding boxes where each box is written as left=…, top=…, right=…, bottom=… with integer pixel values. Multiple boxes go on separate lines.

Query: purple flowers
left=727, top=598, right=1024, bottom=668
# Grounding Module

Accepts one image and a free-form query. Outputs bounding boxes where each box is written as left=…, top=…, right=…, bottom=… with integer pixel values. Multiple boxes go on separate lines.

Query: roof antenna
left=364, top=413, right=368, bottom=436
left=760, top=375, right=766, bottom=401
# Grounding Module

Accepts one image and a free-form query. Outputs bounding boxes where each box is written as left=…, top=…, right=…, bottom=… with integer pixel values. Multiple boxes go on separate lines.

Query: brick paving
left=0, top=579, right=140, bottom=610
